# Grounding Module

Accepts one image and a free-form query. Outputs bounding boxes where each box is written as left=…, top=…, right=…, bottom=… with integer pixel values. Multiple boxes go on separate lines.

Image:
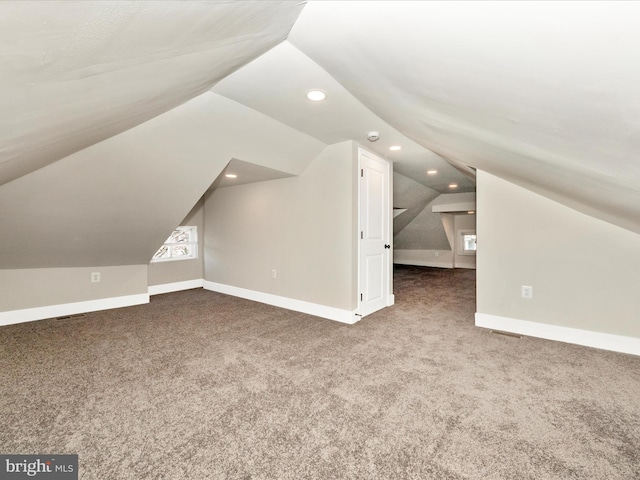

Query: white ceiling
left=213, top=41, right=475, bottom=193
left=210, top=158, right=294, bottom=191
left=0, top=0, right=304, bottom=187
left=1, top=0, right=639, bottom=253
left=0, top=1, right=311, bottom=269
left=289, top=1, right=640, bottom=233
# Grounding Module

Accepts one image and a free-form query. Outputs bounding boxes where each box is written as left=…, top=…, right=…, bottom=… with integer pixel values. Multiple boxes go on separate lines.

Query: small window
left=151, top=226, right=198, bottom=262
left=459, top=231, right=477, bottom=255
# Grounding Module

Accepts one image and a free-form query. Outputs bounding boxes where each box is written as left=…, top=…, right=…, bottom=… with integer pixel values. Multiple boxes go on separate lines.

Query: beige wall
left=204, top=141, right=357, bottom=311
left=393, top=249, right=454, bottom=268
left=148, top=199, right=205, bottom=286
left=0, top=265, right=147, bottom=312
left=0, top=92, right=325, bottom=270
left=477, top=171, right=640, bottom=338
left=0, top=93, right=325, bottom=317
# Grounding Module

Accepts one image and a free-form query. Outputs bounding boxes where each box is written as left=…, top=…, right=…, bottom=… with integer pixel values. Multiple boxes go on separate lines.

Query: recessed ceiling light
left=449, top=183, right=458, bottom=189
left=305, top=90, right=326, bottom=102
left=225, top=174, right=237, bottom=179
left=427, top=169, right=437, bottom=175
left=389, top=145, right=402, bottom=151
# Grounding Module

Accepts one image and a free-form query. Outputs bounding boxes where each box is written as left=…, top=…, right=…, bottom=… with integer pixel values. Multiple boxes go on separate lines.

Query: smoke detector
left=367, top=131, right=380, bottom=142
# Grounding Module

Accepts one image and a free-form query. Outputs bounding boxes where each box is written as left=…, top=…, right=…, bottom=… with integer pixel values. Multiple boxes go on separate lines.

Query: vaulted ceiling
left=290, top=1, right=640, bottom=234
left=1, top=1, right=638, bottom=269
left=0, top=1, right=303, bottom=186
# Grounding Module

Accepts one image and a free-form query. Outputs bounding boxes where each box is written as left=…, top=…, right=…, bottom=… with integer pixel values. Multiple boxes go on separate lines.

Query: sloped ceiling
left=209, top=159, right=295, bottom=191
left=290, top=1, right=640, bottom=234
left=2, top=1, right=639, bottom=272
left=393, top=173, right=440, bottom=236
left=0, top=1, right=322, bottom=270
left=0, top=0, right=304, bottom=186
left=0, top=92, right=325, bottom=269
left=212, top=41, right=474, bottom=193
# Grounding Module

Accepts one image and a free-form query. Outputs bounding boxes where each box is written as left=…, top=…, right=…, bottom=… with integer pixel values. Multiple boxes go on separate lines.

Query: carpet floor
left=1, top=266, right=639, bottom=479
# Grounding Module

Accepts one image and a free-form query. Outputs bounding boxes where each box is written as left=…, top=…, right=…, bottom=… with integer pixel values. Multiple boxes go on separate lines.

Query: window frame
left=459, top=230, right=477, bottom=256
left=151, top=226, right=198, bottom=263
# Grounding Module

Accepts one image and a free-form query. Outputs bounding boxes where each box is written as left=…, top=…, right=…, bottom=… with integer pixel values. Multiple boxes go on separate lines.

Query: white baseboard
left=394, top=259, right=453, bottom=269
left=476, top=313, right=640, bottom=356
left=0, top=294, right=150, bottom=327
left=203, top=281, right=359, bottom=324
left=148, top=279, right=204, bottom=296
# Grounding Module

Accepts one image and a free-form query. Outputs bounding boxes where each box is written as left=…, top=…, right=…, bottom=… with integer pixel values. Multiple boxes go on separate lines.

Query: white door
left=358, top=149, right=391, bottom=317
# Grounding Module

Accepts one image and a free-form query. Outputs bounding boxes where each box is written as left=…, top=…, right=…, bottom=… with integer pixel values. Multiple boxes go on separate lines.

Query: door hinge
left=361, top=168, right=364, bottom=177
left=361, top=231, right=363, bottom=239
left=360, top=293, right=363, bottom=301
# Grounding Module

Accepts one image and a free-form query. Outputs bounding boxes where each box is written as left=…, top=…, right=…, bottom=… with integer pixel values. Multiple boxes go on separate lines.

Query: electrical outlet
left=91, top=272, right=101, bottom=283
left=521, top=285, right=533, bottom=299
left=434, top=251, right=439, bottom=257
left=271, top=269, right=277, bottom=279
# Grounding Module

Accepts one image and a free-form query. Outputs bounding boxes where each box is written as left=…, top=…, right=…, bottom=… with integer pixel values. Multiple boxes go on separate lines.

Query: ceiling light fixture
left=449, top=183, right=458, bottom=189
left=389, top=145, right=402, bottom=151
left=305, top=89, right=326, bottom=102
left=427, top=170, right=437, bottom=175
left=225, top=174, right=237, bottom=179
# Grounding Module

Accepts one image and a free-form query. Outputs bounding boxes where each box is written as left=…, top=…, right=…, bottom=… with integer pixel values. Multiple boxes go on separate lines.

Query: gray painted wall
left=394, top=196, right=451, bottom=251
left=394, top=190, right=478, bottom=268
left=477, top=171, right=640, bottom=338
left=0, top=93, right=325, bottom=314
left=0, top=265, right=147, bottom=312
left=0, top=92, right=325, bottom=270
left=393, top=178, right=453, bottom=267
left=204, top=141, right=358, bottom=311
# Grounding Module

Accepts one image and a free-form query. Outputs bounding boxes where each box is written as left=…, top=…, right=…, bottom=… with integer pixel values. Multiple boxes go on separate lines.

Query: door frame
left=357, top=147, right=394, bottom=318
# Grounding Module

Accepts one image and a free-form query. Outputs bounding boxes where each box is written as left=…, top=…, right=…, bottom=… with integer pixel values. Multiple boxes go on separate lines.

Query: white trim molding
left=454, top=263, right=477, bottom=270
left=203, top=281, right=359, bottom=324
left=476, top=312, right=640, bottom=356
left=394, top=259, right=453, bottom=269
left=148, top=279, right=204, bottom=296
left=0, top=294, right=150, bottom=327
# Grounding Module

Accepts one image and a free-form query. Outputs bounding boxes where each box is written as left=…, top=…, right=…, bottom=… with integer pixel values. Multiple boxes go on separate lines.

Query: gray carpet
left=1, top=266, right=639, bottom=479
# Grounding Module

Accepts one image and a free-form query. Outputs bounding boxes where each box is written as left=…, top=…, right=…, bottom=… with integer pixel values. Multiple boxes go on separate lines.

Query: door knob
left=384, top=244, right=391, bottom=249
